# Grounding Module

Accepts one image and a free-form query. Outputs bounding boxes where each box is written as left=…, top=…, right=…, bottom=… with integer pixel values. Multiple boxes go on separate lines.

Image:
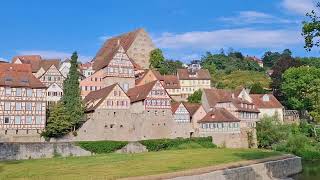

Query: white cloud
left=154, top=28, right=303, bottom=51
left=219, top=11, right=295, bottom=25
left=17, top=50, right=92, bottom=62
left=0, top=57, right=8, bottom=62
left=282, top=0, right=317, bottom=15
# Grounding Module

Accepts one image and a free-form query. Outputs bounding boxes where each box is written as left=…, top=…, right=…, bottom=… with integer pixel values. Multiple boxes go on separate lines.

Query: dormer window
left=262, top=94, right=270, bottom=102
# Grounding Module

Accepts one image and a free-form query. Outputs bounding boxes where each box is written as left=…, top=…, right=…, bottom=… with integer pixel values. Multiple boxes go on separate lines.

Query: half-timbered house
left=0, top=64, right=47, bottom=138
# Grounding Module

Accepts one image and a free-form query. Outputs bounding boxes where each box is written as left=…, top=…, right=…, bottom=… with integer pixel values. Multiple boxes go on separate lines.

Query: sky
left=0, top=0, right=319, bottom=63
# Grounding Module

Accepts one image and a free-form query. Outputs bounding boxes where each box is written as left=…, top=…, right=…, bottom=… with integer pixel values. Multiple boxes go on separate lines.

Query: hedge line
left=76, top=141, right=128, bottom=154
left=76, top=137, right=216, bottom=154
left=140, top=137, right=216, bottom=152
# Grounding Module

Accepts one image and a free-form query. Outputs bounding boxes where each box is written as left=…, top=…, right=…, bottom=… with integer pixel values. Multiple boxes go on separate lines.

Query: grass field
left=0, top=148, right=282, bottom=180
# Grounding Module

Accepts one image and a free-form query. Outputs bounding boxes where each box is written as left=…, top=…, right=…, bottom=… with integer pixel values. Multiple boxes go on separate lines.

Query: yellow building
left=177, top=69, right=211, bottom=99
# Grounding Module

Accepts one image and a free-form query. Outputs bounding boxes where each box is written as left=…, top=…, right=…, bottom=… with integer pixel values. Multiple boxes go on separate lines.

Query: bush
left=139, top=137, right=216, bottom=151
left=76, top=141, right=128, bottom=154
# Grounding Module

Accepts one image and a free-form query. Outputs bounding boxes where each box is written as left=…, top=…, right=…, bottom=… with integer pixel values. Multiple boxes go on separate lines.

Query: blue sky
left=0, top=0, right=319, bottom=63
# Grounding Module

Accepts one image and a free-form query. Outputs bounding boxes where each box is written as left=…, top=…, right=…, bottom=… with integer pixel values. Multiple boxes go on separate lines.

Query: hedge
left=76, top=141, right=128, bottom=154
left=139, top=137, right=216, bottom=152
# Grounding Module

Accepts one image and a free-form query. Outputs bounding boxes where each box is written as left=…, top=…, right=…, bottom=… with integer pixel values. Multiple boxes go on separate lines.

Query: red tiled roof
left=198, top=108, right=240, bottom=123
left=203, top=88, right=259, bottom=113
left=171, top=102, right=181, bottom=113
left=40, top=59, right=61, bottom=71
left=135, top=70, right=163, bottom=85
left=83, top=84, right=118, bottom=112
left=93, top=28, right=143, bottom=71
left=177, top=69, right=211, bottom=80
left=162, top=75, right=180, bottom=89
left=12, top=55, right=42, bottom=73
left=127, top=81, right=157, bottom=103
left=250, top=94, right=283, bottom=109
left=183, top=102, right=201, bottom=116
left=0, top=64, right=46, bottom=89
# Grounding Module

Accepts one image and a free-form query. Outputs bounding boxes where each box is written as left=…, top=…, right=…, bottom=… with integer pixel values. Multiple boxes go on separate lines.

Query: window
left=27, top=89, right=32, bottom=97
left=15, top=116, right=21, bottom=124
left=48, top=76, right=52, bottom=81
left=53, top=92, right=58, bottom=96
left=36, top=103, right=42, bottom=111
left=4, top=117, right=10, bottom=124
left=26, top=102, right=32, bottom=111
left=26, top=116, right=32, bottom=124
left=35, top=116, right=42, bottom=124
left=4, top=102, right=10, bottom=111
left=16, top=88, right=22, bottom=96
left=16, top=102, right=22, bottom=110
left=36, top=90, right=42, bottom=97
left=114, top=91, right=117, bottom=96
left=5, top=88, right=11, bottom=96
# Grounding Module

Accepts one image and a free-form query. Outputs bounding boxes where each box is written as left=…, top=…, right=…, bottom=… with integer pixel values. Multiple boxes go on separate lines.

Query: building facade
left=177, top=69, right=211, bottom=99
left=0, top=64, right=47, bottom=142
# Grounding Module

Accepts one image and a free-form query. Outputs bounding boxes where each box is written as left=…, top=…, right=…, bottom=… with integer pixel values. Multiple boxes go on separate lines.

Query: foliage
left=256, top=116, right=286, bottom=149
left=256, top=116, right=320, bottom=160
left=187, top=89, right=202, bottom=103
left=214, top=70, right=271, bottom=90
left=61, top=52, right=85, bottom=129
left=200, top=52, right=264, bottom=74
left=150, top=48, right=165, bottom=69
left=158, top=59, right=184, bottom=75
left=271, top=55, right=302, bottom=103
left=149, top=49, right=183, bottom=75
left=299, top=57, right=320, bottom=68
left=247, top=130, right=255, bottom=148
left=43, top=52, right=85, bottom=139
left=76, top=141, right=128, bottom=154
left=282, top=66, right=320, bottom=123
left=250, top=82, right=267, bottom=94
left=41, top=103, right=72, bottom=139
left=139, top=137, right=216, bottom=152
left=302, top=3, right=320, bottom=51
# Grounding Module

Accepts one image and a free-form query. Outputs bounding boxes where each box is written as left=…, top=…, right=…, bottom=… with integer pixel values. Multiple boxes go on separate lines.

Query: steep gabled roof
left=183, top=102, right=201, bottom=116
left=12, top=55, right=42, bottom=73
left=203, top=88, right=259, bottom=113
left=198, top=108, right=240, bottom=123
left=250, top=94, right=283, bottom=109
left=127, top=80, right=158, bottom=103
left=162, top=75, right=180, bottom=89
left=40, top=59, right=61, bottom=71
left=93, top=28, right=143, bottom=71
left=83, top=84, right=118, bottom=112
left=0, top=64, right=46, bottom=88
left=177, top=69, right=211, bottom=80
left=135, top=69, right=163, bottom=85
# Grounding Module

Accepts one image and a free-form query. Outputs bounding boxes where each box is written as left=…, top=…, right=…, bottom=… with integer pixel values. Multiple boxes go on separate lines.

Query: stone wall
left=0, top=142, right=91, bottom=161
left=169, top=156, right=302, bottom=180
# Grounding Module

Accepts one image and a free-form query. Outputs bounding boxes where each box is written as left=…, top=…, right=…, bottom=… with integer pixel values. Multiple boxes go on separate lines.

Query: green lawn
left=0, top=148, right=282, bottom=180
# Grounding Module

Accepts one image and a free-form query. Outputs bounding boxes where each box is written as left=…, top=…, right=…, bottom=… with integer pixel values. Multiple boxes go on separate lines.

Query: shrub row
left=76, top=141, right=128, bottom=154
left=139, top=137, right=216, bottom=152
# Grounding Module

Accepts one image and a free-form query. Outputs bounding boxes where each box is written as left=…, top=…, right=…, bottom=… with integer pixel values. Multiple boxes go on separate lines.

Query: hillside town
left=0, top=28, right=291, bottom=148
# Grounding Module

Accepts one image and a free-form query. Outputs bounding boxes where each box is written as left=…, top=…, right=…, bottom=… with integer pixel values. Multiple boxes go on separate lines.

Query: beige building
left=177, top=69, right=211, bottom=99
left=0, top=63, right=47, bottom=142
left=93, top=28, right=155, bottom=70
left=250, top=94, right=284, bottom=122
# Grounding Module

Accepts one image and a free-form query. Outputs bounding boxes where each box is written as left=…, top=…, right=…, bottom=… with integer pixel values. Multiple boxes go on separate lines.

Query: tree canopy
left=149, top=49, right=184, bottom=75
left=302, top=3, right=320, bottom=51
left=187, top=89, right=202, bottom=103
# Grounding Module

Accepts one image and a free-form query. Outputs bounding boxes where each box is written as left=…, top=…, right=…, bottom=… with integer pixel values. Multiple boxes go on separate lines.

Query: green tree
left=256, top=116, right=285, bottom=148
left=61, top=52, right=85, bottom=129
left=150, top=48, right=165, bottom=69
left=282, top=66, right=320, bottom=123
left=159, top=60, right=184, bottom=75
left=187, top=89, right=202, bottom=103
left=250, top=82, right=267, bottom=94
left=302, top=3, right=320, bottom=51
left=41, top=103, right=72, bottom=139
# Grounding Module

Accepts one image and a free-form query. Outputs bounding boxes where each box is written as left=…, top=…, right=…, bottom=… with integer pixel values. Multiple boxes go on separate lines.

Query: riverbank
left=0, top=148, right=282, bottom=179
left=292, top=160, right=320, bottom=180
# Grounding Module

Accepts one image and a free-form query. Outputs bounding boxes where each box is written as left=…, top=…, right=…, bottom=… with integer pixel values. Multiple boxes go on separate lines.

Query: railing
left=284, top=110, right=300, bottom=124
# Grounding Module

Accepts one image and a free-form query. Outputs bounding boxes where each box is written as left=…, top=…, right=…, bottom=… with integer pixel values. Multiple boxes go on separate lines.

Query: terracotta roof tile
left=162, top=75, right=180, bottom=89
left=183, top=102, right=201, bottom=116
left=127, top=81, right=157, bottom=103
left=250, top=94, right=283, bottom=109
left=93, top=28, right=143, bottom=71
left=12, top=55, right=42, bottom=73
left=40, top=59, right=61, bottom=71
left=177, top=69, right=211, bottom=80
left=203, top=88, right=259, bottom=113
left=83, top=84, right=118, bottom=112
left=0, top=64, right=46, bottom=89
left=198, top=108, right=240, bottom=123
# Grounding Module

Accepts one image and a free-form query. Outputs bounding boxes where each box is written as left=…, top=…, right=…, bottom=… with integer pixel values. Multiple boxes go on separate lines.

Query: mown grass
left=0, top=148, right=282, bottom=180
